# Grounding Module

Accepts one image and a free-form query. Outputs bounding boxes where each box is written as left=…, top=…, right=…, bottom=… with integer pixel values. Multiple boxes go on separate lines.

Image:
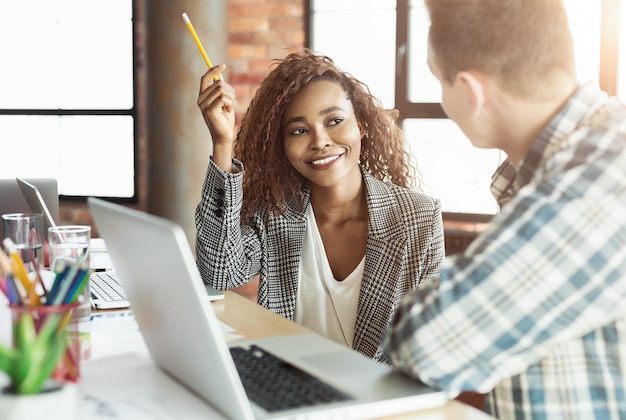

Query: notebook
left=0, top=178, right=60, bottom=239
left=87, top=196, right=448, bottom=420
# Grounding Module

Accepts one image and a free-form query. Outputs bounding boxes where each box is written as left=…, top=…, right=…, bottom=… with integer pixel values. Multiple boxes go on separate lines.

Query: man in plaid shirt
left=383, top=0, right=626, bottom=418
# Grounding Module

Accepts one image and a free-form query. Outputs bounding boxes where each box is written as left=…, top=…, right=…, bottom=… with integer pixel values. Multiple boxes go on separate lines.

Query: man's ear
left=457, top=71, right=486, bottom=116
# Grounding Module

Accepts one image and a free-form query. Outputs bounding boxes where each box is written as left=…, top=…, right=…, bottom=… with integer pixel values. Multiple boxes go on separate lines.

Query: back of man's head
left=425, top=0, right=577, bottom=100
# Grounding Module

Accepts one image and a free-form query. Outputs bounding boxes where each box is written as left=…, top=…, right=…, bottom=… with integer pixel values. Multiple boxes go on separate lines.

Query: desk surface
left=0, top=291, right=494, bottom=419
left=213, top=290, right=311, bottom=339
left=213, top=292, right=492, bottom=419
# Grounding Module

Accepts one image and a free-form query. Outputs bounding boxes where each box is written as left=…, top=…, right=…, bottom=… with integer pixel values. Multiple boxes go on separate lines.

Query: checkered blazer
left=195, top=159, right=444, bottom=364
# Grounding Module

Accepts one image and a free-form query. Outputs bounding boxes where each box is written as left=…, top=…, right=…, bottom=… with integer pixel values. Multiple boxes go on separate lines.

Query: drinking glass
left=2, top=213, right=45, bottom=278
left=48, top=226, right=91, bottom=321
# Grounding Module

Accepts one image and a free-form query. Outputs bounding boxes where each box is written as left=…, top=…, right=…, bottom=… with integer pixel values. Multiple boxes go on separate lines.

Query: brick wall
left=227, top=0, right=305, bottom=124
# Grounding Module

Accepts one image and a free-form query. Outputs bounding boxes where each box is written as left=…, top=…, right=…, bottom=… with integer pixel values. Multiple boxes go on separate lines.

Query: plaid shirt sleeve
left=383, top=86, right=626, bottom=418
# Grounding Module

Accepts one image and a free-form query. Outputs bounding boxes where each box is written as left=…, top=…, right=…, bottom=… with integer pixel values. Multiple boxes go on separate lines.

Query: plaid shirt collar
left=490, top=82, right=608, bottom=208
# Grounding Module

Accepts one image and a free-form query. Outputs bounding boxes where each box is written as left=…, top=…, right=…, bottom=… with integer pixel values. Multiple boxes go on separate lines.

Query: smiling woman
left=193, top=49, right=446, bottom=365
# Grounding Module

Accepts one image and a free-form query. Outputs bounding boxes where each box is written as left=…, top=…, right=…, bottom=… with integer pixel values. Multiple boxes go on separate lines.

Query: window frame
left=0, top=0, right=139, bottom=204
left=306, top=0, right=623, bottom=224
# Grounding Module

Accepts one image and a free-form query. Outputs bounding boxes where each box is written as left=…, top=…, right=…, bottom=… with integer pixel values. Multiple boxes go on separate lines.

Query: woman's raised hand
left=197, top=64, right=236, bottom=147
left=197, top=64, right=237, bottom=171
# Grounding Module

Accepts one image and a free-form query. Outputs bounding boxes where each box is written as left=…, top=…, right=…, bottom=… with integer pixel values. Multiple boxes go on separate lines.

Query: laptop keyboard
left=90, top=271, right=128, bottom=308
left=230, top=345, right=353, bottom=412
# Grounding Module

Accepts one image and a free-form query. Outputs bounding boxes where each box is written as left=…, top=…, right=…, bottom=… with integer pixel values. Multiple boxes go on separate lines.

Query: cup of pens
left=8, top=302, right=81, bottom=389
left=48, top=226, right=92, bottom=321
left=0, top=237, right=90, bottom=394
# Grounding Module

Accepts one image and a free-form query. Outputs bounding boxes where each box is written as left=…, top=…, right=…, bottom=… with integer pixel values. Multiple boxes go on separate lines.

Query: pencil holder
left=4, top=301, right=81, bottom=394
left=48, top=225, right=92, bottom=321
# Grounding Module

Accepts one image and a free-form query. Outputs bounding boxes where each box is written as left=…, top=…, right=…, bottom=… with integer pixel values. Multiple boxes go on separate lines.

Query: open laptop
left=87, top=197, right=447, bottom=420
left=2, top=178, right=125, bottom=309
left=16, top=178, right=59, bottom=237
left=14, top=178, right=132, bottom=309
left=0, top=178, right=60, bottom=239
left=4, top=179, right=223, bottom=310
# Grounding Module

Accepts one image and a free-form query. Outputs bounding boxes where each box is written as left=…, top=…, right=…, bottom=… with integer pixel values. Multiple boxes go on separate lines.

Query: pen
left=6, top=274, right=22, bottom=305
left=0, top=274, right=9, bottom=300
left=47, top=261, right=75, bottom=306
left=2, top=238, right=39, bottom=306
left=0, top=248, right=25, bottom=304
left=182, top=12, right=220, bottom=81
left=63, top=268, right=90, bottom=305
left=0, top=246, right=12, bottom=276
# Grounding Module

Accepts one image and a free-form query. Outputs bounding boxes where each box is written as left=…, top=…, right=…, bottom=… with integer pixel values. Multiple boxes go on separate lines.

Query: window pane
left=0, top=115, right=135, bottom=198
left=404, top=119, right=503, bottom=216
left=407, top=0, right=602, bottom=102
left=617, top=0, right=626, bottom=103
left=564, top=0, right=602, bottom=85
left=0, top=0, right=133, bottom=109
left=310, top=1, right=397, bottom=108
left=407, top=0, right=441, bottom=103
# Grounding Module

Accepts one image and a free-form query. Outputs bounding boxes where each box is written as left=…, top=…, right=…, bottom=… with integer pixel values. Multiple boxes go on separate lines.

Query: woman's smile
left=309, top=153, right=344, bottom=168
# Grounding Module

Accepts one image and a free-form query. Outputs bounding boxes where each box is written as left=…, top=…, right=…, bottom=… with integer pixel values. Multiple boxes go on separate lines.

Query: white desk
left=0, top=292, right=494, bottom=419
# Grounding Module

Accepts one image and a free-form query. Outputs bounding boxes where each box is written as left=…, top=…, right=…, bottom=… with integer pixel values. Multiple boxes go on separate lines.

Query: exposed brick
left=229, top=33, right=256, bottom=44
left=270, top=16, right=303, bottom=31
left=229, top=16, right=269, bottom=33
left=228, top=58, right=251, bottom=74
left=252, top=30, right=304, bottom=45
left=229, top=0, right=266, bottom=5
left=229, top=73, right=266, bottom=85
left=230, top=3, right=303, bottom=17
left=228, top=44, right=268, bottom=59
left=249, top=58, right=281, bottom=73
left=267, top=44, right=302, bottom=59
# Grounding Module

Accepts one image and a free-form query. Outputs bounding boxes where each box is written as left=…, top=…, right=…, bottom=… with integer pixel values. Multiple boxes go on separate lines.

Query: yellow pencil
left=2, top=238, right=40, bottom=305
left=182, top=13, right=219, bottom=81
left=0, top=246, right=12, bottom=276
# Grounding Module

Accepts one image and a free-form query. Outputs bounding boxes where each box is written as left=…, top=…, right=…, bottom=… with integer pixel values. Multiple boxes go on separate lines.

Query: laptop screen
left=0, top=178, right=60, bottom=238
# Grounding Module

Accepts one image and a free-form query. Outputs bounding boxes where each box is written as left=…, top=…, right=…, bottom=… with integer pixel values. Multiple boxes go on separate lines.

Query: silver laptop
left=0, top=178, right=60, bottom=239
left=15, top=178, right=133, bottom=310
left=87, top=197, right=447, bottom=420
left=16, top=177, right=59, bottom=236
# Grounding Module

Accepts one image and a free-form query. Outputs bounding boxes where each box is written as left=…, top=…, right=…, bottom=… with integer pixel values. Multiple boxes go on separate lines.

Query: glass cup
left=8, top=301, right=81, bottom=390
left=48, top=226, right=91, bottom=321
left=2, top=213, right=45, bottom=278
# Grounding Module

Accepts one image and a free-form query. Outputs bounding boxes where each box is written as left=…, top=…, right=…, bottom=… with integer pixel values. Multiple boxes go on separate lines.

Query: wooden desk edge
left=212, top=290, right=310, bottom=340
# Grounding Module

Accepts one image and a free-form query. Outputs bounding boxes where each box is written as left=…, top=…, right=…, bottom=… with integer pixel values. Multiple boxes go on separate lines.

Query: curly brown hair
left=234, top=48, right=418, bottom=220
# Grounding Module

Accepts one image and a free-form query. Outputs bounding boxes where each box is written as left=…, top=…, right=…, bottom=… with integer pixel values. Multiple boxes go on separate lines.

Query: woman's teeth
left=312, top=155, right=339, bottom=165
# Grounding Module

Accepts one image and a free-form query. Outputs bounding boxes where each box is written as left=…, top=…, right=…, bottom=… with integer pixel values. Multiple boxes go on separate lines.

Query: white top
left=294, top=206, right=364, bottom=347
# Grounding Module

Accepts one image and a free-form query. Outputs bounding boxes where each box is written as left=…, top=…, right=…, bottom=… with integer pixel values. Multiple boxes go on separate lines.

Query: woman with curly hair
left=195, top=49, right=444, bottom=365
